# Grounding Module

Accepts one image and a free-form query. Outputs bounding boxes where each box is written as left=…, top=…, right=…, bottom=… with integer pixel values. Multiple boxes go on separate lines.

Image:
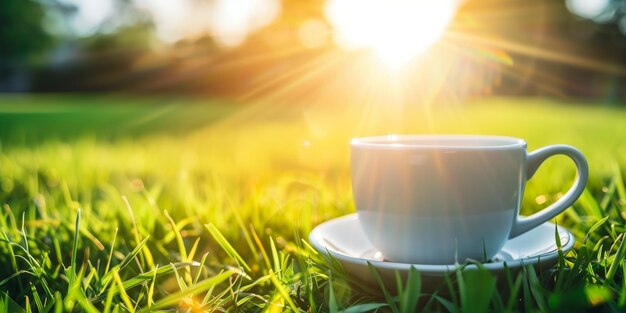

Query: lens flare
left=325, top=0, right=459, bottom=67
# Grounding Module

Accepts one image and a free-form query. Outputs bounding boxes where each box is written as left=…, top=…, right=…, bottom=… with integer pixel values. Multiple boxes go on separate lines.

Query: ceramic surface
left=309, top=214, right=574, bottom=291
left=351, top=135, right=587, bottom=264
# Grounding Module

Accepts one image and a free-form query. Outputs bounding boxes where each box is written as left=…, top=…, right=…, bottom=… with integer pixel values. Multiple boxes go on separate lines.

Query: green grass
left=1, top=94, right=626, bottom=312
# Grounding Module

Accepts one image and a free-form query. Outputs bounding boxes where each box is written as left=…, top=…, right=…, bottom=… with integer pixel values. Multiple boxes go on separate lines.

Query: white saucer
left=309, top=214, right=574, bottom=291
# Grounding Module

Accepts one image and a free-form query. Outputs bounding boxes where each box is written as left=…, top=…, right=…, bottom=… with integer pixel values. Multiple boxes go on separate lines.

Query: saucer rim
left=309, top=214, right=575, bottom=274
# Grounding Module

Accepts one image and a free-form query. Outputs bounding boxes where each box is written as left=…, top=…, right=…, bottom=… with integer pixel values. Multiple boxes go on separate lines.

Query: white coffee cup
left=351, top=135, right=588, bottom=264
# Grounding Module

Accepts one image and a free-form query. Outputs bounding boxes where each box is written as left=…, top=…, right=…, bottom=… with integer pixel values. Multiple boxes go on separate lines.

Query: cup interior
left=352, top=135, right=526, bottom=149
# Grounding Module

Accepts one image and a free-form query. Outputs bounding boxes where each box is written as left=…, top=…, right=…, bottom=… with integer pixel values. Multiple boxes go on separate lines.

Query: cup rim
left=351, top=134, right=527, bottom=150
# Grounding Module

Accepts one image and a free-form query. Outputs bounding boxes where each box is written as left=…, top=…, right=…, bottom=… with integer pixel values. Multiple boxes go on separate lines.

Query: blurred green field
left=1, top=94, right=626, bottom=312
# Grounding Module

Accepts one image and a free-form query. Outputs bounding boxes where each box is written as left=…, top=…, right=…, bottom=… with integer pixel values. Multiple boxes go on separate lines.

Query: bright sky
left=61, top=0, right=281, bottom=46
left=62, top=0, right=458, bottom=66
left=59, top=0, right=625, bottom=51
left=58, top=0, right=114, bottom=35
left=566, top=0, right=614, bottom=22
left=325, top=0, right=458, bottom=66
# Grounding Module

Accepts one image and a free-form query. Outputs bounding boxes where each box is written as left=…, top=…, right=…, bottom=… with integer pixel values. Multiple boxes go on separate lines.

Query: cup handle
left=509, top=145, right=589, bottom=239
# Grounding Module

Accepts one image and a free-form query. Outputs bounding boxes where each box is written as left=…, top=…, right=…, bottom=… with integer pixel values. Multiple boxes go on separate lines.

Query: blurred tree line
left=0, top=0, right=52, bottom=62
left=0, top=0, right=625, bottom=101
left=0, top=0, right=155, bottom=91
left=0, top=0, right=51, bottom=90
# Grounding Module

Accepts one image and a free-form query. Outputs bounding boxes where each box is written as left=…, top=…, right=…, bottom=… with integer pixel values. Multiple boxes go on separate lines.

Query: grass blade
left=70, top=208, right=81, bottom=284
left=619, top=261, right=626, bottom=307
left=526, top=266, right=548, bottom=312
left=434, top=295, right=459, bottom=313
left=606, top=233, right=626, bottom=284
left=268, top=270, right=301, bottom=312
left=93, top=262, right=197, bottom=302
left=578, top=189, right=604, bottom=219
left=29, top=283, right=43, bottom=312
left=270, top=236, right=280, bottom=275
left=104, top=227, right=118, bottom=275
left=147, top=264, right=158, bottom=308
left=113, top=270, right=135, bottom=313
left=584, top=216, right=610, bottom=244
left=506, top=273, right=525, bottom=311
left=328, top=273, right=339, bottom=313
left=251, top=225, right=272, bottom=270
left=194, top=253, right=209, bottom=284
left=340, top=303, right=388, bottom=313
left=140, top=269, right=240, bottom=312
left=100, top=236, right=151, bottom=292
left=459, top=269, right=496, bottom=313
left=399, top=266, right=420, bottom=313
left=164, top=210, right=188, bottom=262
left=366, top=262, right=399, bottom=313
left=205, top=223, right=251, bottom=272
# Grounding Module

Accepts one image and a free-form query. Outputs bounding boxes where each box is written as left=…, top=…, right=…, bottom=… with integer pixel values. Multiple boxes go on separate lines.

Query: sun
left=325, top=0, right=459, bottom=67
